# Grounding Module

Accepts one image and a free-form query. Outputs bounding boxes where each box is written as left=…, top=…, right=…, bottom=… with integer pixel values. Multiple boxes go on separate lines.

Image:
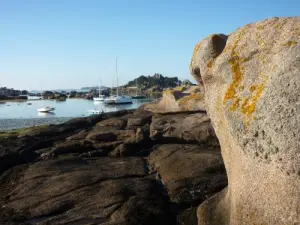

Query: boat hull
left=104, top=95, right=133, bottom=105
left=93, top=98, right=105, bottom=101
left=105, top=101, right=133, bottom=105
left=38, top=107, right=55, bottom=113
left=132, top=95, right=146, bottom=99
left=87, top=110, right=103, bottom=114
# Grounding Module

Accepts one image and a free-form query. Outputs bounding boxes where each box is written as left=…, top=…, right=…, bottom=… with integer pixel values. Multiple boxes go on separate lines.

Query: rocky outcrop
left=144, top=86, right=206, bottom=113
left=0, top=157, right=170, bottom=225
left=0, top=106, right=227, bottom=224
left=148, top=144, right=227, bottom=207
left=150, top=112, right=219, bottom=146
left=190, top=17, right=300, bottom=224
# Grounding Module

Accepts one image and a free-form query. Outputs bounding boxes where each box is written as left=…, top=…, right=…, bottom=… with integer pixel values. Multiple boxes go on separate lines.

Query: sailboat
left=93, top=78, right=106, bottom=101
left=104, top=58, right=133, bottom=105
left=132, top=78, right=146, bottom=99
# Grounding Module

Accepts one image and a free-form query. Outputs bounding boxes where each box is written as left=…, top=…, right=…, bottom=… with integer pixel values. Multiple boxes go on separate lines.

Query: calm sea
left=0, top=98, right=152, bottom=119
left=0, top=98, right=152, bottom=130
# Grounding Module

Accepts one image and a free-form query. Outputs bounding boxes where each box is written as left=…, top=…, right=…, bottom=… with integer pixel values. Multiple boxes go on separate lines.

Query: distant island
left=1, top=74, right=195, bottom=101
left=82, top=73, right=195, bottom=91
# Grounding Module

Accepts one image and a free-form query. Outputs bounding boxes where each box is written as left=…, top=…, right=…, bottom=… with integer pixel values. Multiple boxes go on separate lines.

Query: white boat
left=93, top=95, right=106, bottom=101
left=104, top=58, right=133, bottom=105
left=37, top=106, right=55, bottom=113
left=104, top=95, right=117, bottom=104
left=93, top=78, right=106, bottom=101
left=87, top=109, right=103, bottom=115
left=104, top=95, right=133, bottom=104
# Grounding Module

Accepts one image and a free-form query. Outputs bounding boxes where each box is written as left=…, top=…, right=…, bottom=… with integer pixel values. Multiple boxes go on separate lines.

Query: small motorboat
left=87, top=109, right=104, bottom=115
left=37, top=106, right=55, bottom=113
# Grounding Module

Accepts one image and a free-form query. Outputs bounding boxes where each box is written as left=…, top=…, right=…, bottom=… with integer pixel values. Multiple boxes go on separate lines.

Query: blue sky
left=0, top=0, right=299, bottom=90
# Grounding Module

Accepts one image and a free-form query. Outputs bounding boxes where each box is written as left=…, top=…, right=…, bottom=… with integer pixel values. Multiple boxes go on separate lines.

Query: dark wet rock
left=109, top=124, right=152, bottom=157
left=96, top=117, right=127, bottom=129
left=109, top=142, right=136, bottom=157
left=0, top=157, right=171, bottom=225
left=176, top=207, right=198, bottom=225
left=148, top=144, right=227, bottom=207
left=50, top=140, right=93, bottom=157
left=92, top=141, right=124, bottom=152
left=66, top=130, right=89, bottom=141
left=79, top=149, right=110, bottom=157
left=150, top=112, right=219, bottom=145
left=86, top=131, right=118, bottom=142
left=123, top=112, right=152, bottom=129
left=87, top=128, right=136, bottom=143
left=0, top=107, right=228, bottom=224
left=0, top=110, right=135, bottom=175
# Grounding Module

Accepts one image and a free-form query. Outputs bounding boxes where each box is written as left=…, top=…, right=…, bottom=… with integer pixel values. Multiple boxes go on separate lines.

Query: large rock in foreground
left=144, top=86, right=206, bottom=113
left=190, top=17, right=300, bottom=224
left=148, top=144, right=227, bottom=207
left=150, top=112, right=219, bottom=146
left=0, top=157, right=170, bottom=225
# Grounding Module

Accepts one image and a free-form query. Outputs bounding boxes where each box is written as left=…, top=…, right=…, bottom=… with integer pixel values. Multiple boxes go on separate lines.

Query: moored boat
left=37, top=106, right=55, bottom=113
left=104, top=95, right=133, bottom=104
left=104, top=58, right=133, bottom=105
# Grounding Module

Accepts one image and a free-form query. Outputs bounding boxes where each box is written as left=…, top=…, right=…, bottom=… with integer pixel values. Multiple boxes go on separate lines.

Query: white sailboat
left=93, top=78, right=106, bottom=101
left=104, top=58, right=133, bottom=105
left=37, top=106, right=55, bottom=113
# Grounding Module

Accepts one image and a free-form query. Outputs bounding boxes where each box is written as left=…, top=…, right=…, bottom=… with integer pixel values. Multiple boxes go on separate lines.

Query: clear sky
left=0, top=0, right=299, bottom=90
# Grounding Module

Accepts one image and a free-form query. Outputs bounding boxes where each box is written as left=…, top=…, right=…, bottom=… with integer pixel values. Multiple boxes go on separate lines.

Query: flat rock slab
left=150, top=113, right=219, bottom=145
left=0, top=157, right=171, bottom=225
left=148, top=144, right=227, bottom=206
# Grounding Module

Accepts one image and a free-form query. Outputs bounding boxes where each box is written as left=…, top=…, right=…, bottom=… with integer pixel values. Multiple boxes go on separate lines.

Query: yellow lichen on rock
left=178, top=92, right=204, bottom=110
left=207, top=60, right=213, bottom=69
left=190, top=41, right=202, bottom=69
left=230, top=98, right=240, bottom=111
left=241, top=75, right=268, bottom=120
left=223, top=29, right=245, bottom=103
left=223, top=27, right=270, bottom=125
left=283, top=40, right=297, bottom=47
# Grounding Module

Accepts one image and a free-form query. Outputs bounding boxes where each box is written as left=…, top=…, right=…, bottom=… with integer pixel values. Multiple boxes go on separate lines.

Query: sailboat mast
left=111, top=79, right=114, bottom=96
left=116, top=57, right=119, bottom=96
left=136, top=79, right=138, bottom=96
left=99, top=78, right=101, bottom=97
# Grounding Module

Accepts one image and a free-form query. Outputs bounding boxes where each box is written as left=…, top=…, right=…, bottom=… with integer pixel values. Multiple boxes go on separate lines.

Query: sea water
left=0, top=98, right=152, bottom=130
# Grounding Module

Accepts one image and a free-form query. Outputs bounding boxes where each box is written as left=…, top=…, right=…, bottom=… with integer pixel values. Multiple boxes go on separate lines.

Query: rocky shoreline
left=1, top=17, right=299, bottom=225
left=0, top=107, right=227, bottom=225
left=0, top=118, right=73, bottom=131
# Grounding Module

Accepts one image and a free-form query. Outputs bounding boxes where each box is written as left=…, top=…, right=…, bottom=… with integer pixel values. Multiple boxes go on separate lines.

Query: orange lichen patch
left=230, top=98, right=240, bottom=111
left=283, top=40, right=297, bottom=47
left=241, top=77, right=268, bottom=118
left=190, top=41, right=202, bottom=69
left=178, top=92, right=204, bottom=108
left=222, top=27, right=269, bottom=125
left=239, top=85, right=245, bottom=91
left=207, top=60, right=213, bottom=69
left=223, top=30, right=245, bottom=103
